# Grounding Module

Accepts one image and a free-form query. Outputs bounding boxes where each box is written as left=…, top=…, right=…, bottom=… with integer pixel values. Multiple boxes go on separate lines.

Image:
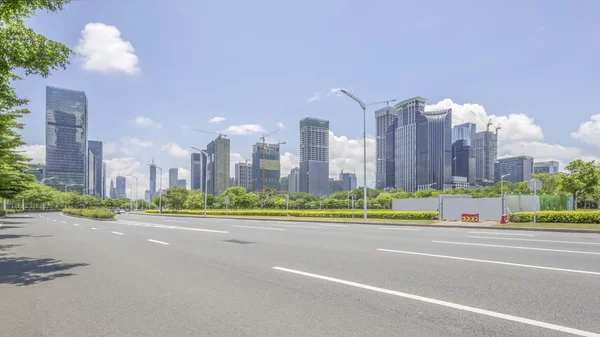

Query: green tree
left=0, top=1, right=72, bottom=199
left=559, top=160, right=600, bottom=210
left=103, top=198, right=123, bottom=209
left=532, top=173, right=561, bottom=194
left=374, top=192, right=393, bottom=209
left=184, top=191, right=205, bottom=210
left=163, top=187, right=189, bottom=210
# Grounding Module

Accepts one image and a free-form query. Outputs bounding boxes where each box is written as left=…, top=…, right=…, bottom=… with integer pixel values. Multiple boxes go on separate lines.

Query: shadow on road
left=0, top=234, right=31, bottom=240
left=0, top=226, right=21, bottom=230
left=0, top=256, right=89, bottom=286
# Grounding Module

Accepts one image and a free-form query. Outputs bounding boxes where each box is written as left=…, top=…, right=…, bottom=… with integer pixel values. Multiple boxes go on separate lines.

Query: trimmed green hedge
left=509, top=211, right=600, bottom=223
left=145, top=209, right=438, bottom=220
left=63, top=208, right=115, bottom=220
left=0, top=210, right=22, bottom=216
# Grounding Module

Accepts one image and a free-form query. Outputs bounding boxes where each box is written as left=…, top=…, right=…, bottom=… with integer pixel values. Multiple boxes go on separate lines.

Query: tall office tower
left=87, top=148, right=95, bottom=195
left=26, top=164, right=46, bottom=183
left=169, top=168, right=178, bottom=188
left=116, top=176, right=126, bottom=198
left=191, top=153, right=201, bottom=190
left=375, top=106, right=398, bottom=189
left=421, top=108, right=453, bottom=191
left=288, top=167, right=300, bottom=193
left=534, top=161, right=560, bottom=174
left=144, top=190, right=151, bottom=202
left=299, top=117, right=329, bottom=196
left=102, top=162, right=106, bottom=199
left=109, top=179, right=116, bottom=198
left=385, top=118, right=398, bottom=189
left=149, top=158, right=157, bottom=197
left=45, top=86, right=88, bottom=193
left=234, top=162, right=253, bottom=191
left=472, top=130, right=498, bottom=182
left=206, top=135, right=230, bottom=196
left=176, top=179, right=187, bottom=189
left=252, top=143, right=281, bottom=191
left=88, top=141, right=103, bottom=197
left=452, top=139, right=476, bottom=184
left=452, top=123, right=477, bottom=145
left=339, top=172, right=357, bottom=191
left=494, top=156, right=534, bottom=183
left=395, top=97, right=428, bottom=192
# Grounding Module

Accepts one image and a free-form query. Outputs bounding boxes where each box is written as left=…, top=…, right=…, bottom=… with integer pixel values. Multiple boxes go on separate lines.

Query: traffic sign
left=528, top=178, right=542, bottom=191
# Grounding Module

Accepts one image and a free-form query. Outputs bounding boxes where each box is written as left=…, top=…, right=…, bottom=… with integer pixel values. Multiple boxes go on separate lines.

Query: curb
left=61, top=213, right=115, bottom=222
left=131, top=212, right=600, bottom=234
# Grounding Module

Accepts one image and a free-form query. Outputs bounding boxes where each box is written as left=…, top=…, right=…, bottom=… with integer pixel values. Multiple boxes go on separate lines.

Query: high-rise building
left=421, top=108, right=453, bottom=190
left=472, top=131, right=498, bottom=182
left=375, top=106, right=398, bottom=189
left=102, top=162, right=106, bottom=199
left=109, top=179, right=116, bottom=198
left=176, top=179, right=186, bottom=189
left=88, top=141, right=103, bottom=197
left=234, top=162, right=253, bottom=191
left=329, top=178, right=344, bottom=194
left=494, top=156, right=534, bottom=183
left=280, top=176, right=288, bottom=192
left=299, top=117, right=329, bottom=196
left=116, top=176, right=126, bottom=198
left=452, top=139, right=475, bottom=185
left=395, top=97, right=427, bottom=192
left=452, top=123, right=477, bottom=145
left=191, top=153, right=202, bottom=190
left=206, top=135, right=230, bottom=196
left=534, top=161, right=560, bottom=174
left=288, top=167, right=300, bottom=193
left=169, top=168, right=178, bottom=188
left=252, top=143, right=281, bottom=191
left=45, top=86, right=88, bottom=193
left=144, top=189, right=151, bottom=202
left=339, top=172, right=357, bottom=191
left=149, top=158, right=157, bottom=197
left=26, top=163, right=46, bottom=183
left=385, top=118, right=398, bottom=189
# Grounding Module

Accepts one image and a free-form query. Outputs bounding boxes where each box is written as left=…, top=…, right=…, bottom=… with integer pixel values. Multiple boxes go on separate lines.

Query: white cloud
left=17, top=144, right=45, bottom=164
left=75, top=23, right=140, bottom=74
left=222, top=124, right=265, bottom=136
left=135, top=116, right=162, bottom=128
left=161, top=143, right=191, bottom=158
left=307, top=92, right=321, bottom=103
left=178, top=168, right=191, bottom=188
left=105, top=137, right=153, bottom=157
left=329, top=131, right=376, bottom=187
left=276, top=121, right=286, bottom=129
left=208, top=116, right=226, bottom=124
left=571, top=114, right=600, bottom=148
left=327, top=88, right=346, bottom=97
left=280, top=152, right=299, bottom=177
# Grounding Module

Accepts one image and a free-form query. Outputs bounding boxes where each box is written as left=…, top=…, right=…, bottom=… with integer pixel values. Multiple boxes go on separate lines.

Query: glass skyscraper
left=206, top=136, right=230, bottom=196
left=45, top=86, right=88, bottom=194
left=299, top=117, right=329, bottom=196
left=252, top=143, right=281, bottom=191
left=88, top=140, right=103, bottom=197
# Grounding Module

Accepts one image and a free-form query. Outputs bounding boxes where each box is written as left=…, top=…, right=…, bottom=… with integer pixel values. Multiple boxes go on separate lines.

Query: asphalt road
left=1, top=212, right=600, bottom=337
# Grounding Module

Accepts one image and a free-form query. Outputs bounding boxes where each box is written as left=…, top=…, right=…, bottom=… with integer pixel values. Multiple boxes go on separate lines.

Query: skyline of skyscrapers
left=299, top=117, right=329, bottom=196
left=45, top=86, right=88, bottom=194
left=252, top=142, right=281, bottom=191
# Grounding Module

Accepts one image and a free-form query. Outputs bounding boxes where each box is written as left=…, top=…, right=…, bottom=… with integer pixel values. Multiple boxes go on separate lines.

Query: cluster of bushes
left=0, top=210, right=22, bottom=216
left=145, top=209, right=438, bottom=220
left=509, top=211, right=600, bottom=223
left=63, top=208, right=115, bottom=220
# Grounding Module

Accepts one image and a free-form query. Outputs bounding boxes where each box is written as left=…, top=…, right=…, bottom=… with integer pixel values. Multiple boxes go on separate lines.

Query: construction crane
left=189, top=128, right=227, bottom=138
left=469, top=110, right=492, bottom=132
left=367, top=99, right=397, bottom=108
left=259, top=129, right=279, bottom=143
left=495, top=123, right=501, bottom=135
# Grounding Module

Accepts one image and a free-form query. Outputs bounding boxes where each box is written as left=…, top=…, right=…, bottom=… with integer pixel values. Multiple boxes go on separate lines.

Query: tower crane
left=495, top=124, right=501, bottom=135
left=189, top=128, right=227, bottom=138
left=469, top=110, right=492, bottom=132
left=367, top=99, right=397, bottom=108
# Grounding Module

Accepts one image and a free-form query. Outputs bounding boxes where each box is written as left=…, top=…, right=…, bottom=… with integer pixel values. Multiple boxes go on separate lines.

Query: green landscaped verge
left=495, top=222, right=600, bottom=230
left=62, top=208, right=115, bottom=220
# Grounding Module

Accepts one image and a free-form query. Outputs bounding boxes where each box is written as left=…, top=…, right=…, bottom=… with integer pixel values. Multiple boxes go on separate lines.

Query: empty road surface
left=1, top=212, right=600, bottom=337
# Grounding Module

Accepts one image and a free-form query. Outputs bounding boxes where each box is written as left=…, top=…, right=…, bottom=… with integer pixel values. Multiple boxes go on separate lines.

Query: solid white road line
left=377, top=248, right=600, bottom=276
left=233, top=225, right=284, bottom=231
left=117, top=220, right=229, bottom=234
left=272, top=224, right=322, bottom=229
left=433, top=240, right=600, bottom=255
left=148, top=239, right=169, bottom=245
left=111, top=231, right=124, bottom=235
left=468, top=236, right=600, bottom=245
left=91, top=227, right=98, bottom=230
left=468, top=231, right=534, bottom=237
left=379, top=227, right=420, bottom=231
left=272, top=266, right=600, bottom=337
left=73, top=224, right=80, bottom=226
left=61, top=221, right=67, bottom=224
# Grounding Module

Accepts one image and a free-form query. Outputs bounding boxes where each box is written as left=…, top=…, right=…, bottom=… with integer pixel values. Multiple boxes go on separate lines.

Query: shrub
left=0, top=210, right=22, bottom=216
left=145, top=209, right=438, bottom=220
left=63, top=208, right=114, bottom=220
left=508, top=211, right=600, bottom=223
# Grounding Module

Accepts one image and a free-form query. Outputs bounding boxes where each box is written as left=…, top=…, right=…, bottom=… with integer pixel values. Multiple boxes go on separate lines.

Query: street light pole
left=341, top=89, right=368, bottom=223
left=501, top=173, right=511, bottom=215
left=156, top=166, right=163, bottom=213
left=127, top=175, right=139, bottom=211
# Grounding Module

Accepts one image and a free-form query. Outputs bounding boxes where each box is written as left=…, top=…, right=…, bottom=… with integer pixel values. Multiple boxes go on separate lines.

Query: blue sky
left=15, top=0, right=600, bottom=196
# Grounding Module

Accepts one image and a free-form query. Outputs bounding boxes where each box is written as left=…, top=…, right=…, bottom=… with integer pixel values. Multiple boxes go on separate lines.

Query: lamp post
left=64, top=183, right=76, bottom=193
left=341, top=89, right=368, bottom=222
left=127, top=175, right=139, bottom=211
left=501, top=173, right=510, bottom=214
left=41, top=177, right=55, bottom=184
left=153, top=165, right=163, bottom=214
left=191, top=146, right=209, bottom=217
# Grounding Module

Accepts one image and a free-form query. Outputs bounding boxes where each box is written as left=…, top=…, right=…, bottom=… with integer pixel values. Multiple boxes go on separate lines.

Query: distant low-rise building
left=176, top=179, right=187, bottom=189
left=533, top=161, right=559, bottom=174
left=494, top=156, right=534, bottom=183
left=26, top=163, right=46, bottom=183
left=339, top=172, right=357, bottom=191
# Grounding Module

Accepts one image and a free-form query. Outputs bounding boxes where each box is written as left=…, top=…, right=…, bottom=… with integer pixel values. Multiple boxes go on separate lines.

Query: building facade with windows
left=252, top=143, right=281, bottom=191
left=116, top=176, right=127, bottom=198
left=206, top=136, right=230, bottom=196
left=375, top=106, right=397, bottom=189
left=452, top=139, right=476, bottom=185
left=45, top=86, right=88, bottom=193
left=339, top=172, right=357, bottom=191
left=533, top=161, right=560, bottom=174
left=395, top=97, right=427, bottom=192
left=88, top=140, right=103, bottom=197
left=234, top=162, right=253, bottom=191
left=494, top=156, right=534, bottom=183
left=472, top=131, right=498, bottom=182
left=299, top=117, right=329, bottom=196
left=288, top=167, right=300, bottom=193
left=169, top=168, right=178, bottom=188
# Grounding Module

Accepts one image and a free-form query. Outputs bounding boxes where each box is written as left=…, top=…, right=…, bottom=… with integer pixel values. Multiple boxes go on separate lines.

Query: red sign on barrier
left=462, top=213, right=479, bottom=222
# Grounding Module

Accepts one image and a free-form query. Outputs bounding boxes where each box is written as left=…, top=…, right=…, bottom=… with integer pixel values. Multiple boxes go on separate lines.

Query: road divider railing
left=145, top=209, right=438, bottom=220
